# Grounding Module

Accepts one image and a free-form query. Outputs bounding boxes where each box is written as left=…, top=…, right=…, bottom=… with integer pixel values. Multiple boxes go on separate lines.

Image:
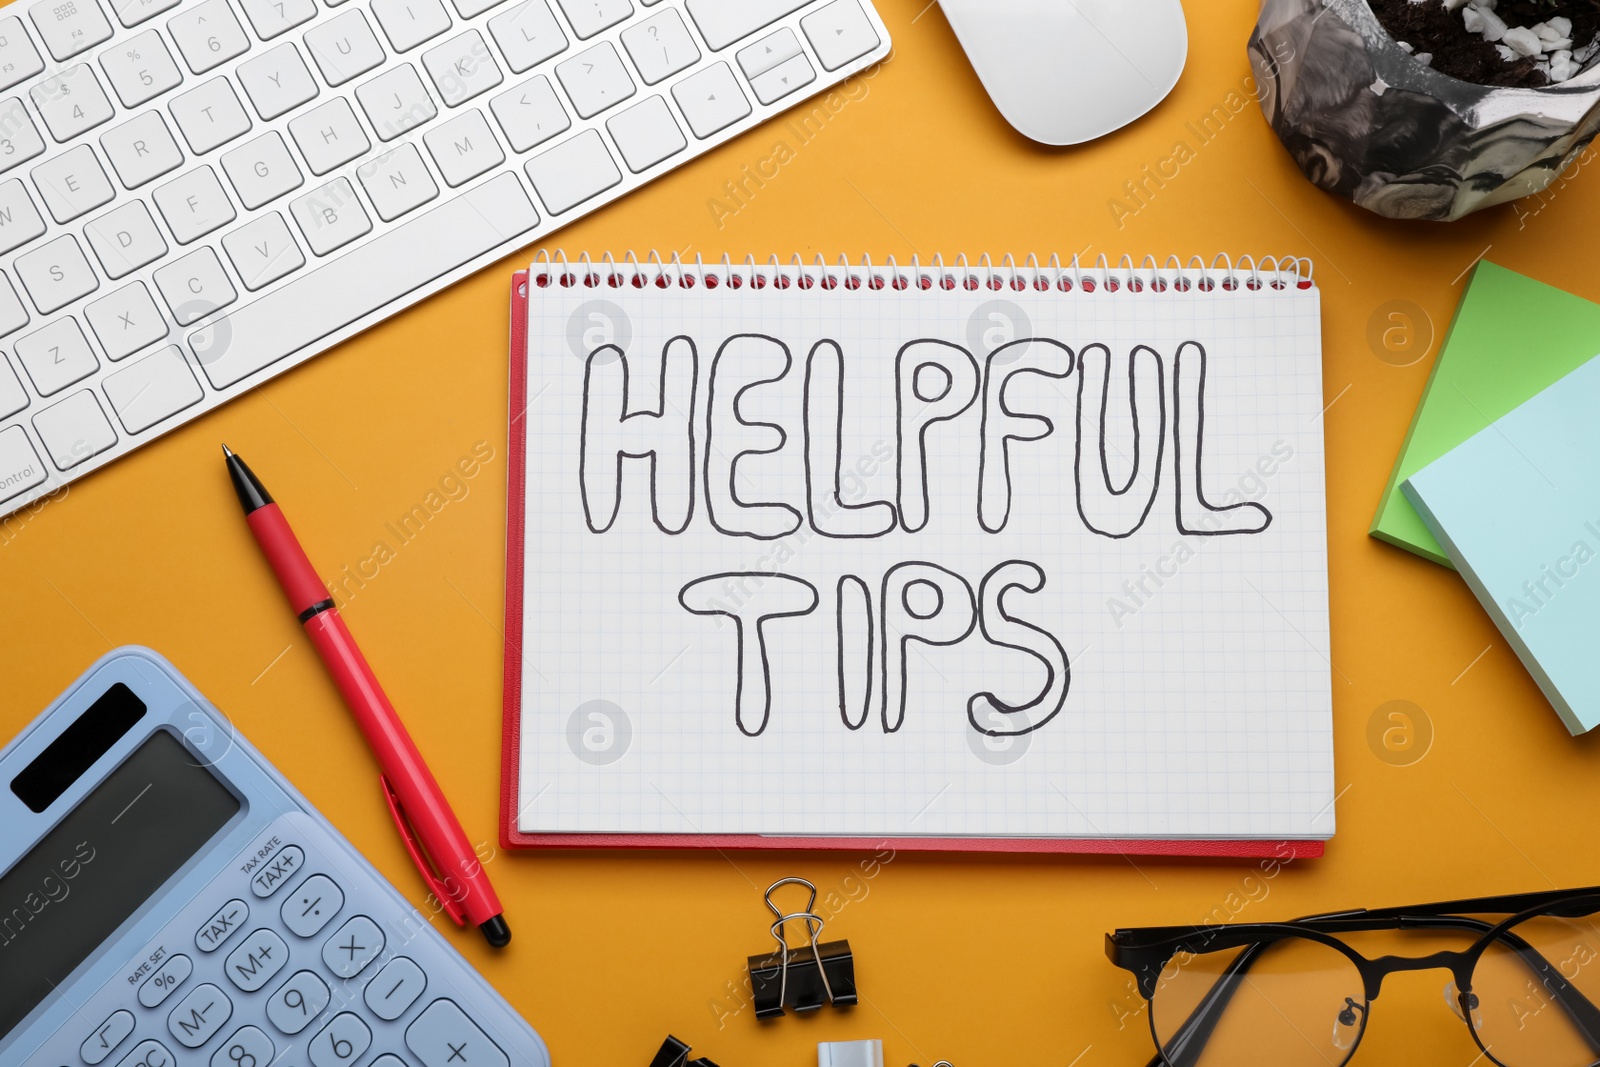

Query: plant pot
left=1249, top=0, right=1600, bottom=220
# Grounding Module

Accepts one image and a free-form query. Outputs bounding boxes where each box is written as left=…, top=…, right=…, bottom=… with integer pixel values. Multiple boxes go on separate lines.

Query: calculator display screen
left=0, top=730, right=240, bottom=1039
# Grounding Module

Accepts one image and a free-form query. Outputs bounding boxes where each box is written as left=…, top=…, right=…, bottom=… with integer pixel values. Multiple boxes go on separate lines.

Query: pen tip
left=221, top=443, right=235, bottom=458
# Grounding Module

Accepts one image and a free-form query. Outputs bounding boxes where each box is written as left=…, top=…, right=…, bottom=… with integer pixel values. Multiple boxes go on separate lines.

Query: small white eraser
left=818, top=1040, right=884, bottom=1067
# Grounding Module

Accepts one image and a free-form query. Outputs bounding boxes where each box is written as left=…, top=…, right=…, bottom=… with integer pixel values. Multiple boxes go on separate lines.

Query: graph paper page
left=515, top=269, right=1333, bottom=839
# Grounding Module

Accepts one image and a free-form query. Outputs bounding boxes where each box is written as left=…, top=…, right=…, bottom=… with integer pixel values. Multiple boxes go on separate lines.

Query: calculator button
left=364, top=956, right=426, bottom=1021
left=167, top=982, right=233, bottom=1048
left=115, top=1039, right=176, bottom=1067
left=281, top=873, right=343, bottom=937
left=81, top=1008, right=134, bottom=1064
left=196, top=898, right=249, bottom=951
left=406, top=998, right=509, bottom=1067
left=265, top=969, right=330, bottom=1035
left=369, top=1057, right=409, bottom=1067
left=321, top=914, right=383, bottom=978
left=210, top=1026, right=273, bottom=1067
left=138, top=952, right=193, bottom=1008
left=224, top=927, right=289, bottom=991
left=250, top=842, right=305, bottom=897
left=308, top=1012, right=371, bottom=1067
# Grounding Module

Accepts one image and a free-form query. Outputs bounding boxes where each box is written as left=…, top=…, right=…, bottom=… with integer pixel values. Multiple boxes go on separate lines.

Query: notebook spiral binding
left=526, top=251, right=1317, bottom=294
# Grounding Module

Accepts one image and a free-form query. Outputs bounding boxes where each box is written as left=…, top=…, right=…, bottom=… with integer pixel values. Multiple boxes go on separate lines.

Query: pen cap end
left=479, top=915, right=512, bottom=948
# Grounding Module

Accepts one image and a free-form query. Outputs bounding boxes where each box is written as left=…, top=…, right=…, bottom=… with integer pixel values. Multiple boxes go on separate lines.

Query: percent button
left=138, top=953, right=193, bottom=1009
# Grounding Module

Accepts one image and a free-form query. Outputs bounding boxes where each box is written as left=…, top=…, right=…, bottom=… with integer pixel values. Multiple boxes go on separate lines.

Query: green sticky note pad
left=1371, top=262, right=1600, bottom=566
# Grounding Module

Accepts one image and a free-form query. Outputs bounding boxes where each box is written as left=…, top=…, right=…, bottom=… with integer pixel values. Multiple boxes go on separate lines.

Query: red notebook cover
left=500, top=270, right=1324, bottom=859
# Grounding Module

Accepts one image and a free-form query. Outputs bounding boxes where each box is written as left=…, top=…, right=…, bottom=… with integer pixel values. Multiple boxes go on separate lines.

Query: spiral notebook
left=502, top=253, right=1333, bottom=855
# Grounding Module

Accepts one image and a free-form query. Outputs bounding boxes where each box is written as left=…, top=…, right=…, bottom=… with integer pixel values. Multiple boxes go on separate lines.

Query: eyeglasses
left=1106, top=886, right=1600, bottom=1067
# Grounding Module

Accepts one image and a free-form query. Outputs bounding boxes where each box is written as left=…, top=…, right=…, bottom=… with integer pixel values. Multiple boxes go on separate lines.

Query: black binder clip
left=748, top=877, right=858, bottom=1019
left=648, top=1035, right=721, bottom=1067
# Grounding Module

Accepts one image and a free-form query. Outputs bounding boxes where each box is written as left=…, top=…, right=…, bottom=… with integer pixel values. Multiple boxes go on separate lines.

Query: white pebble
left=1543, top=36, right=1574, bottom=52
left=1480, top=9, right=1509, bottom=42
left=1414, top=51, right=1433, bottom=66
left=1397, top=39, right=1414, bottom=52
left=1550, top=16, right=1574, bottom=38
left=1495, top=42, right=1516, bottom=61
left=1504, top=25, right=1544, bottom=56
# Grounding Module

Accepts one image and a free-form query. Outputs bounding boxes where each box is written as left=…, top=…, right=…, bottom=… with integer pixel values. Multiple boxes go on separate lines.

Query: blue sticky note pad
left=1403, top=353, right=1600, bottom=734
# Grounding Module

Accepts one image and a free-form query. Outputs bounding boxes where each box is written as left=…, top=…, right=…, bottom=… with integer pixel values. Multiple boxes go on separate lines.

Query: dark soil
left=1369, top=0, right=1600, bottom=87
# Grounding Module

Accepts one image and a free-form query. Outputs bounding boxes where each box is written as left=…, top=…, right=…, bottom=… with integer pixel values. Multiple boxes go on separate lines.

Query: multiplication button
left=138, top=952, right=193, bottom=1008
left=321, top=915, right=383, bottom=978
left=195, top=899, right=248, bottom=952
left=281, top=873, right=343, bottom=938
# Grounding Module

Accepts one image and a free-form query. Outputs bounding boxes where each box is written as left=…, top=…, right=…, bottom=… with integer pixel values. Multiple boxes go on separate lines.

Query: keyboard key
left=309, top=1013, right=371, bottom=1067
left=100, top=110, right=184, bottom=188
left=801, top=0, right=879, bottom=70
left=15, top=316, right=97, bottom=394
left=321, top=915, right=383, bottom=978
left=372, top=0, right=450, bottom=53
left=224, top=927, right=289, bottom=991
left=0, top=355, right=27, bottom=418
left=222, top=131, right=303, bottom=208
left=606, top=94, right=682, bottom=173
left=168, top=0, right=252, bottom=73
left=488, top=74, right=566, bottom=152
left=210, top=1026, right=274, bottom=1067
left=553, top=0, right=628, bottom=38
left=621, top=9, right=698, bottom=85
left=670, top=61, right=748, bottom=138
left=103, top=343, right=202, bottom=430
left=30, top=0, right=113, bottom=61
left=0, top=178, right=46, bottom=255
left=237, top=0, right=317, bottom=40
left=137, top=952, right=193, bottom=1008
left=523, top=127, right=616, bottom=213
left=423, top=30, right=501, bottom=106
left=288, top=98, right=370, bottom=174
left=109, top=0, right=181, bottom=28
left=16, top=234, right=98, bottom=312
left=113, top=1041, right=176, bottom=1067
left=280, top=873, right=343, bottom=937
left=222, top=211, right=304, bottom=288
left=749, top=51, right=813, bottom=104
left=237, top=43, right=319, bottom=119
left=81, top=1009, right=134, bottom=1065
left=154, top=165, right=237, bottom=242
left=196, top=899, right=249, bottom=951
left=290, top=177, right=370, bottom=253
left=170, top=76, right=252, bottom=153
left=736, top=26, right=800, bottom=78
left=449, top=0, right=505, bottom=20
left=357, top=142, right=436, bottom=220
left=167, top=982, right=233, bottom=1049
left=154, top=246, right=236, bottom=323
left=364, top=956, right=426, bottom=1021
left=31, top=144, right=114, bottom=223
left=98, top=29, right=183, bottom=107
left=555, top=41, right=632, bottom=118
left=0, top=273, right=29, bottom=337
left=189, top=173, right=536, bottom=387
left=30, top=64, right=115, bottom=141
left=487, top=0, right=566, bottom=75
left=85, top=280, right=167, bottom=357
left=0, top=98, right=46, bottom=174
left=406, top=999, right=509, bottom=1067
left=356, top=63, right=436, bottom=140
left=84, top=200, right=169, bottom=277
left=0, top=18, right=46, bottom=92
left=250, top=844, right=305, bottom=897
left=422, top=108, right=502, bottom=185
left=685, top=0, right=809, bottom=51
left=265, top=969, right=330, bottom=1035
left=0, top=425, right=45, bottom=500
left=0, top=422, right=44, bottom=502
left=303, top=10, right=385, bottom=86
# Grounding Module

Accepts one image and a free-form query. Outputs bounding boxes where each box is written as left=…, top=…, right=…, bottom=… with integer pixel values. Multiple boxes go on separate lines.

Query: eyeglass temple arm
left=1138, top=941, right=1269, bottom=1067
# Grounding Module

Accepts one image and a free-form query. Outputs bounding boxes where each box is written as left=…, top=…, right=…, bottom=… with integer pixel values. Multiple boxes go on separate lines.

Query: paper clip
left=748, top=877, right=858, bottom=1019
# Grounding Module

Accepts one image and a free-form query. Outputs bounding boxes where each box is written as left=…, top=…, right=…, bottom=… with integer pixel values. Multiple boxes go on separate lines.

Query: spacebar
left=191, top=173, right=540, bottom=390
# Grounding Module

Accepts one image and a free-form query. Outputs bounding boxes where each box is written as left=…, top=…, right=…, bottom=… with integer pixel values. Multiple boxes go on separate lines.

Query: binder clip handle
left=763, top=878, right=836, bottom=1013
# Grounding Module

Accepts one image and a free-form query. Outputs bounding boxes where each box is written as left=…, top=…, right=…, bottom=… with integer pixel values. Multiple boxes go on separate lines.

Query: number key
left=29, top=64, right=115, bottom=142
left=99, top=29, right=183, bottom=107
left=281, top=873, right=343, bottom=937
left=29, top=0, right=113, bottom=62
left=224, top=927, right=289, bottom=992
left=309, top=1012, right=371, bottom=1067
left=210, top=1026, right=273, bottom=1067
left=236, top=0, right=317, bottom=40
left=167, top=0, right=251, bottom=74
left=265, top=969, right=329, bottom=1035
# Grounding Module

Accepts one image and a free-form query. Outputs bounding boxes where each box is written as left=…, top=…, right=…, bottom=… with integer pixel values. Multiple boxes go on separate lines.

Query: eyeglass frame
left=1105, top=885, right=1600, bottom=1067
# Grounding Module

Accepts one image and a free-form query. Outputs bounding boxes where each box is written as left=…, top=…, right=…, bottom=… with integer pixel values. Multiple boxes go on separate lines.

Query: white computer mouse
left=939, top=0, right=1189, bottom=146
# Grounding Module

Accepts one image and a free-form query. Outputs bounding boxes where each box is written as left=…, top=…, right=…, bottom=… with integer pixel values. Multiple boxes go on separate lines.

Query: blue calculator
left=0, top=646, right=551, bottom=1067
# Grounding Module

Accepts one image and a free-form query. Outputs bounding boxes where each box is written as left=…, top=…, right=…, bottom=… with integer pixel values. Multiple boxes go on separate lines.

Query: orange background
left=5, top=1, right=1600, bottom=1064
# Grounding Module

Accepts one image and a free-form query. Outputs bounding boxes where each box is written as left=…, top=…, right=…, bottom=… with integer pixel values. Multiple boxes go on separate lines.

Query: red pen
left=223, top=444, right=511, bottom=948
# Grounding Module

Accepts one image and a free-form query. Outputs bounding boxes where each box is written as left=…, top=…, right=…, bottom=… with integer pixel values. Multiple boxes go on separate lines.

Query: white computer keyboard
left=0, top=0, right=890, bottom=517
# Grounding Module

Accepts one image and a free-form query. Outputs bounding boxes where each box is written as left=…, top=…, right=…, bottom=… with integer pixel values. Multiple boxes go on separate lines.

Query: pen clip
left=379, top=774, right=468, bottom=927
